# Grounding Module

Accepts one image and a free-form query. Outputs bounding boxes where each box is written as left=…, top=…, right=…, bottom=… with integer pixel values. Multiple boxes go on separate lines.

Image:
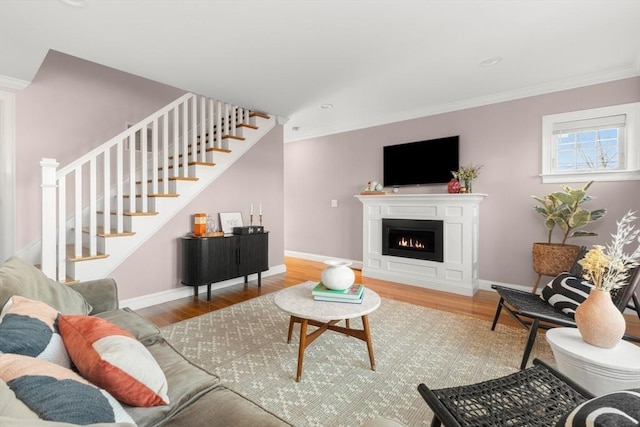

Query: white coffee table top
left=274, top=281, right=381, bottom=323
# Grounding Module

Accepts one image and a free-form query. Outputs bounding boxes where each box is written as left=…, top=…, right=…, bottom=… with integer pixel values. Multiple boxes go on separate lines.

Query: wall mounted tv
left=383, top=136, right=459, bottom=186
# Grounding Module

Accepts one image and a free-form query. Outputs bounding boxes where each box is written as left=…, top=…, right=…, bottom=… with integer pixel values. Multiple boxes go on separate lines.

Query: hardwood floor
left=136, top=257, right=640, bottom=340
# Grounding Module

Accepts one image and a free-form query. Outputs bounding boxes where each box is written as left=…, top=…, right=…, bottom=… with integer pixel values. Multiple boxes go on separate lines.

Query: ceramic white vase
left=321, top=260, right=355, bottom=290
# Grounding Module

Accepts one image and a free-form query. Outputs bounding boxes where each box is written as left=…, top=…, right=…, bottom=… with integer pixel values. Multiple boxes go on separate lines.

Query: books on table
left=312, top=282, right=364, bottom=303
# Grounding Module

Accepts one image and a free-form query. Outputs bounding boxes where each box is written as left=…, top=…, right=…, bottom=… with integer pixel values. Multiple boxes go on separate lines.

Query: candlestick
left=250, top=203, right=254, bottom=215
left=259, top=204, right=262, bottom=215
left=250, top=214, right=253, bottom=226
left=259, top=214, right=263, bottom=226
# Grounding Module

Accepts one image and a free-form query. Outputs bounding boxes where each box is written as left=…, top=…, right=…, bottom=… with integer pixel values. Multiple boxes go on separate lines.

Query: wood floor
left=136, top=257, right=640, bottom=341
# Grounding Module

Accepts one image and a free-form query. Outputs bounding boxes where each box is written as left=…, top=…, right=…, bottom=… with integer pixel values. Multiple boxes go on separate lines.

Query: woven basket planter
left=532, top=243, right=580, bottom=277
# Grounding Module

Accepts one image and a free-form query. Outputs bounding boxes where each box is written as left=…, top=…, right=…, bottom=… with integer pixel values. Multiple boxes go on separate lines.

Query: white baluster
left=162, top=113, right=169, bottom=193
left=40, top=158, right=59, bottom=280
left=103, top=149, right=111, bottom=238
left=151, top=118, right=159, bottom=195
left=216, top=100, right=222, bottom=149
left=208, top=98, right=214, bottom=159
left=172, top=107, right=179, bottom=179
left=116, top=140, right=123, bottom=232
left=140, top=127, right=148, bottom=213
left=74, top=167, right=82, bottom=258
left=57, top=174, right=66, bottom=282
left=89, top=157, right=97, bottom=256
left=182, top=101, right=188, bottom=177
left=231, top=105, right=237, bottom=137
left=199, top=96, right=206, bottom=162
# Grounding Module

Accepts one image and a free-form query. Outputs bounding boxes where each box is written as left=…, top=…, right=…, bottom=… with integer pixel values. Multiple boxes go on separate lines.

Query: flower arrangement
left=451, top=164, right=483, bottom=181
left=579, top=210, right=640, bottom=292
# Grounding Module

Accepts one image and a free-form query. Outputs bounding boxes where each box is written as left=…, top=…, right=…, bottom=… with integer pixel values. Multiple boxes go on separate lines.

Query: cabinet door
left=238, top=233, right=268, bottom=276
left=209, top=236, right=238, bottom=282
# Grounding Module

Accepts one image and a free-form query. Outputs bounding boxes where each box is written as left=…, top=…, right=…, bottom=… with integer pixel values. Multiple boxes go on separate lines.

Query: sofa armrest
left=68, top=278, right=119, bottom=314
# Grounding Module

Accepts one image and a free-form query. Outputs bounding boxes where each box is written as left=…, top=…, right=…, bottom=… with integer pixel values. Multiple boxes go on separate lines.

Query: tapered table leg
left=296, top=319, right=308, bottom=382
left=362, top=315, right=375, bottom=371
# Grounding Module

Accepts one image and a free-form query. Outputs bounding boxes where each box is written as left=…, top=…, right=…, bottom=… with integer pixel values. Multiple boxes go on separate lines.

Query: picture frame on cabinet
left=219, top=212, right=243, bottom=234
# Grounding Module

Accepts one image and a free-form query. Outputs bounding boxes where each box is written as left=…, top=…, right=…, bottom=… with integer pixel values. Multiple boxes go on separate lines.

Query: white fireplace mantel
left=355, top=193, right=487, bottom=296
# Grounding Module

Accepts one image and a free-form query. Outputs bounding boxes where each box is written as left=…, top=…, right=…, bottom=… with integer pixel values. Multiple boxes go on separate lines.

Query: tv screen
left=383, top=136, right=459, bottom=186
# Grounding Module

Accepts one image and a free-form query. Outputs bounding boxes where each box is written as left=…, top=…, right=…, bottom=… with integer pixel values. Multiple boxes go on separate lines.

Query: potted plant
left=531, top=181, right=607, bottom=291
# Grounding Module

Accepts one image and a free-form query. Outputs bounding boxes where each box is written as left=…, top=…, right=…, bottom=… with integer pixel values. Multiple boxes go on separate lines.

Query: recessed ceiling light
left=59, top=0, right=87, bottom=7
left=479, top=56, right=503, bottom=67
left=319, top=104, right=333, bottom=109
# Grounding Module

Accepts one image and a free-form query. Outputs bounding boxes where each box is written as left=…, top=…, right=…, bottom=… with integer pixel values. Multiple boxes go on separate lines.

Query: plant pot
left=321, top=260, right=355, bottom=290
left=532, top=243, right=580, bottom=277
left=575, top=289, right=626, bottom=348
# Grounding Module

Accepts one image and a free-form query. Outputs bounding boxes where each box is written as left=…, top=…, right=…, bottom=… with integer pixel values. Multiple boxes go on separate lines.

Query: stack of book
left=312, top=282, right=365, bottom=304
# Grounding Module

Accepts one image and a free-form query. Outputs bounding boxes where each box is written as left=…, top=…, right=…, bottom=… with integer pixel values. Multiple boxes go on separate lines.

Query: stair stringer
left=68, top=115, right=276, bottom=281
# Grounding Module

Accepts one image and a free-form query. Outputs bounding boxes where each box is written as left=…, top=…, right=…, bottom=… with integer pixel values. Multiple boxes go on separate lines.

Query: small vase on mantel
left=464, top=179, right=473, bottom=193
left=574, top=289, right=626, bottom=348
left=447, top=179, right=460, bottom=194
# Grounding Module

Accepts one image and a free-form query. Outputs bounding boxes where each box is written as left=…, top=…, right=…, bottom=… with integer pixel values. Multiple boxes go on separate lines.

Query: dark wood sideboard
left=180, top=232, right=269, bottom=300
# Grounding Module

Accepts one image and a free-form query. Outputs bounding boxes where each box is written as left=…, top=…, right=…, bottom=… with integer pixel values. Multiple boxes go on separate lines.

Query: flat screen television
left=383, top=136, right=459, bottom=186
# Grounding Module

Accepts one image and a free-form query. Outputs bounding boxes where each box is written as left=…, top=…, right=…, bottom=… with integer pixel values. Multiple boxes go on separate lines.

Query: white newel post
left=41, top=158, right=59, bottom=280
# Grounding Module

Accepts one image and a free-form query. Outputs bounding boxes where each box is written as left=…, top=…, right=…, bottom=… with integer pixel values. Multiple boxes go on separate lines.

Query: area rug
left=160, top=292, right=554, bottom=427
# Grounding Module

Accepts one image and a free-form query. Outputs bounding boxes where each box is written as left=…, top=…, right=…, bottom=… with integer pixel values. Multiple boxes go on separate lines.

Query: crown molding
left=284, top=66, right=640, bottom=143
left=0, top=75, right=31, bottom=90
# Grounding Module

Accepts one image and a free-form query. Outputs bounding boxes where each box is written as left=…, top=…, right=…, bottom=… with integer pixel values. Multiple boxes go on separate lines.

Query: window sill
left=540, top=169, right=640, bottom=184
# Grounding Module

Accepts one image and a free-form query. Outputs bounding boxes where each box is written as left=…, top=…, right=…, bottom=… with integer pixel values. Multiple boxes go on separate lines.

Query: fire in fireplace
left=382, top=218, right=444, bottom=262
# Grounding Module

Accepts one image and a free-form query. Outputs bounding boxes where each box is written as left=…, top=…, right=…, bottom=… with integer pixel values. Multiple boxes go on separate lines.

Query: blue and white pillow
left=540, top=273, right=594, bottom=318
left=0, top=296, right=71, bottom=368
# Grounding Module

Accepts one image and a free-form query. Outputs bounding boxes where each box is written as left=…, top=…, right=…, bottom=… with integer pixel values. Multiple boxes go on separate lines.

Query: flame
left=397, top=237, right=425, bottom=249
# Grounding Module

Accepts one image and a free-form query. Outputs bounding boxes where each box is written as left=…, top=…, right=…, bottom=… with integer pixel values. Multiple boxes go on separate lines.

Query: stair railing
left=41, top=92, right=250, bottom=281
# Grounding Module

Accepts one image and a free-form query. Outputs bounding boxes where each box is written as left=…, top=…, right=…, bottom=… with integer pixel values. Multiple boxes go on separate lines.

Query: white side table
left=546, top=327, right=640, bottom=396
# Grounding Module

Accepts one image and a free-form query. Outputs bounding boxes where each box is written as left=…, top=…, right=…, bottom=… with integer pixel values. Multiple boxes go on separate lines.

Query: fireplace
left=382, top=218, right=443, bottom=262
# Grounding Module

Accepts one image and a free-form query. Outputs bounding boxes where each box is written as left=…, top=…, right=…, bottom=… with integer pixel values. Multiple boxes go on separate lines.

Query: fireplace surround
left=356, top=193, right=486, bottom=296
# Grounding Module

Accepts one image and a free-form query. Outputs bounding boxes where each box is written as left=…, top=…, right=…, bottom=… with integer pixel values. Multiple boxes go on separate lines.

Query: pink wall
left=284, top=77, right=640, bottom=288
left=110, top=125, right=285, bottom=300
left=13, top=50, right=187, bottom=249
left=6, top=50, right=284, bottom=300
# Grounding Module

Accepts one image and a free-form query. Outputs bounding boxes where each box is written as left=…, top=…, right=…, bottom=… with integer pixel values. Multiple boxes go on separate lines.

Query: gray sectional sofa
left=0, top=257, right=290, bottom=427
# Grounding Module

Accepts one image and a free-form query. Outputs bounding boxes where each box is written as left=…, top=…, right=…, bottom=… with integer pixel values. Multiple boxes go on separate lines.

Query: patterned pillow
left=556, top=389, right=640, bottom=426
left=58, top=314, right=169, bottom=407
left=540, top=273, right=594, bottom=318
left=0, top=353, right=135, bottom=425
left=0, top=296, right=71, bottom=368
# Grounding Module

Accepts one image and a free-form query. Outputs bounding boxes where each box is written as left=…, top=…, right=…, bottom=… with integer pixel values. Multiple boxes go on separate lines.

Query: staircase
left=40, top=93, right=275, bottom=282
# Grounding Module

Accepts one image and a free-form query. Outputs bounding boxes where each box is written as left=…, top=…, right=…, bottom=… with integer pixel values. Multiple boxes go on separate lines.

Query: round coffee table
left=274, top=281, right=381, bottom=381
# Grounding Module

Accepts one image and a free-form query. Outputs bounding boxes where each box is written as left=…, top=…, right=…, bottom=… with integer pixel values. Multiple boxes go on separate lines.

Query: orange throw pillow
left=58, top=315, right=169, bottom=407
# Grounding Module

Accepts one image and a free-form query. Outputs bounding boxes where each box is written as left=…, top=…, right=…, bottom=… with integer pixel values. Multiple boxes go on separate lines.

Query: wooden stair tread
left=81, top=227, right=135, bottom=237
left=250, top=111, right=270, bottom=119
left=66, top=245, right=109, bottom=262
left=222, top=135, right=245, bottom=141
left=98, top=210, right=159, bottom=216
left=136, top=177, right=199, bottom=184
left=123, top=193, right=180, bottom=198
left=34, top=264, right=78, bottom=284
left=188, top=161, right=215, bottom=167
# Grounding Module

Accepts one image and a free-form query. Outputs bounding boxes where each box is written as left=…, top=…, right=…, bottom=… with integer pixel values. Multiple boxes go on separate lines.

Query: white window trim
left=541, top=102, right=640, bottom=183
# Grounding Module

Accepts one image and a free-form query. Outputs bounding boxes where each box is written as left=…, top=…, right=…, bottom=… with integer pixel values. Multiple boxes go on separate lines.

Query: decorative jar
left=447, top=179, right=460, bottom=194
left=575, top=289, right=626, bottom=348
left=321, top=260, right=355, bottom=290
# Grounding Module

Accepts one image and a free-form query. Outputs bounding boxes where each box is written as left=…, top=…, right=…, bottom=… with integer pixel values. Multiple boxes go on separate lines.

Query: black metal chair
left=491, top=248, right=640, bottom=370
left=417, top=358, right=595, bottom=427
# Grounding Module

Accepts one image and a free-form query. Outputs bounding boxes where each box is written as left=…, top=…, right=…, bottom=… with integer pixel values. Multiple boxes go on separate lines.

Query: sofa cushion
left=0, top=354, right=135, bottom=425
left=58, top=315, right=169, bottom=407
left=540, top=272, right=594, bottom=318
left=0, top=296, right=71, bottom=368
left=96, top=308, right=162, bottom=345
left=0, top=257, right=92, bottom=315
left=556, top=388, right=640, bottom=426
left=123, top=339, right=221, bottom=427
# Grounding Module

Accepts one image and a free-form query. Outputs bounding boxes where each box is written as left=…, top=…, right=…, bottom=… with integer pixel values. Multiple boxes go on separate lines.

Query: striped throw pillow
left=540, top=273, right=594, bottom=318
left=557, top=389, right=640, bottom=426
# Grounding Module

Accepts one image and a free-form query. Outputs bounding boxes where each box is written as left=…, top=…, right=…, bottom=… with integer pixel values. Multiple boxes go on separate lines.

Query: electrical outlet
left=331, top=199, right=338, bottom=208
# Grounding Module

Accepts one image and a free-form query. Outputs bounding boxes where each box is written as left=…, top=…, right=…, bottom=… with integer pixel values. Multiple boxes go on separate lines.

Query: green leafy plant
left=532, top=181, right=607, bottom=245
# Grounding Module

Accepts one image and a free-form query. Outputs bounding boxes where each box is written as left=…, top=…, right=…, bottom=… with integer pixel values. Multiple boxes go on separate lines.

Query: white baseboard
left=120, top=264, right=287, bottom=310
left=284, top=250, right=363, bottom=270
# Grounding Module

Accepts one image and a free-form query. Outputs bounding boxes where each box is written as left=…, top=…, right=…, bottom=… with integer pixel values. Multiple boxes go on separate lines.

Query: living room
left=2, top=1, right=640, bottom=426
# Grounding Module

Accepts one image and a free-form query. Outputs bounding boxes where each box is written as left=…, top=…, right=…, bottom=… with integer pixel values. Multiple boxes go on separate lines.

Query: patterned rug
left=160, top=293, right=554, bottom=427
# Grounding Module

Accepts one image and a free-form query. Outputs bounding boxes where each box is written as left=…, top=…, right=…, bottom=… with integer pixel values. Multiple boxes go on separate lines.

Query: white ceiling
left=1, top=0, right=639, bottom=142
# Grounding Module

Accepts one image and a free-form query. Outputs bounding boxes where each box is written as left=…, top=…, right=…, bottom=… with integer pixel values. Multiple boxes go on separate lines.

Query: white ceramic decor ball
left=321, top=260, right=355, bottom=290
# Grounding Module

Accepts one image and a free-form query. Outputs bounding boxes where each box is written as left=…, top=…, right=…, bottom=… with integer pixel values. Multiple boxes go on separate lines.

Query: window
left=541, top=102, right=640, bottom=183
